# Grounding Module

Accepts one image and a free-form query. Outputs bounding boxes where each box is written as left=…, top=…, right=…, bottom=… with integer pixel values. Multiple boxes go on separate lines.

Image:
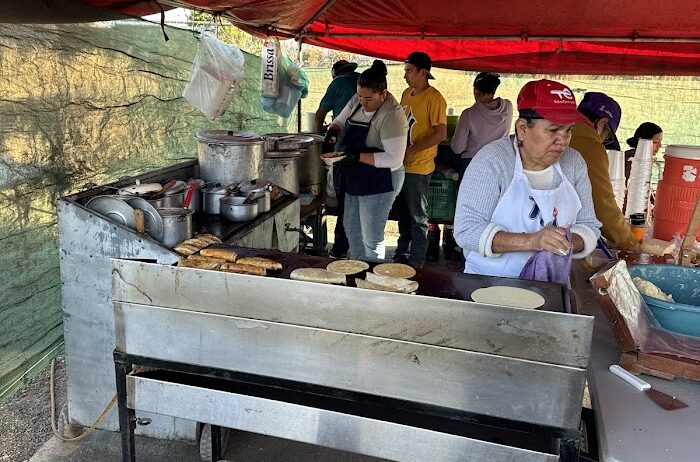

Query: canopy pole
left=299, top=0, right=339, bottom=35
left=297, top=37, right=304, bottom=133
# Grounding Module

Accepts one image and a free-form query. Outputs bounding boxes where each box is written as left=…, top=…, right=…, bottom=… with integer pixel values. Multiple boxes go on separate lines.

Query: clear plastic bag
left=183, top=32, right=245, bottom=119
left=260, top=40, right=309, bottom=118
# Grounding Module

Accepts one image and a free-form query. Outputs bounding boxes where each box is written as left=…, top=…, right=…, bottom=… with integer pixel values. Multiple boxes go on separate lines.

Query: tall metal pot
left=264, top=133, right=325, bottom=196
left=196, top=130, right=264, bottom=185
left=263, top=151, right=302, bottom=195
left=299, top=133, right=325, bottom=196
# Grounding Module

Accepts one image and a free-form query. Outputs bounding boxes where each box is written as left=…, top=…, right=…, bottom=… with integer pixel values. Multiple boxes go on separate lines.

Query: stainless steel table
left=572, top=264, right=700, bottom=462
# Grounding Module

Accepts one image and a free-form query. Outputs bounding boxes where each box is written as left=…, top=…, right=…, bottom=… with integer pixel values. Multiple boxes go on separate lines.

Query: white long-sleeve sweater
left=454, top=137, right=601, bottom=260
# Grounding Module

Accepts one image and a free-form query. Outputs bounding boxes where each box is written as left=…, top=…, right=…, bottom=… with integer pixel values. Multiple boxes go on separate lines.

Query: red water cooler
left=653, top=145, right=700, bottom=240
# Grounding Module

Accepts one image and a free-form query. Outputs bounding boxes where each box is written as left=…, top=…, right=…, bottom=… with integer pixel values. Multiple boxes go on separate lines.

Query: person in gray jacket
left=454, top=79, right=601, bottom=279
left=450, top=72, right=513, bottom=178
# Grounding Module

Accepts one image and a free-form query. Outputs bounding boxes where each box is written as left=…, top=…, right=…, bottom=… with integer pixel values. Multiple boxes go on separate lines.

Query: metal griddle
left=220, top=247, right=568, bottom=313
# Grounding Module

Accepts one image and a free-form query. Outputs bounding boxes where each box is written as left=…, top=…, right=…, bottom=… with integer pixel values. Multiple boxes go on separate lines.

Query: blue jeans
left=344, top=169, right=405, bottom=262
left=394, top=173, right=431, bottom=266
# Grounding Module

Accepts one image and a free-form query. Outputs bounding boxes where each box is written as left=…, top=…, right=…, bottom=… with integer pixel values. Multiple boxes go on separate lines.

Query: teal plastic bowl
left=627, top=265, right=700, bottom=338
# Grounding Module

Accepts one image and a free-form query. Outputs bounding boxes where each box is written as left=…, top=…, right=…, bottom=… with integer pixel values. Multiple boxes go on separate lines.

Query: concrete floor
left=29, top=427, right=387, bottom=462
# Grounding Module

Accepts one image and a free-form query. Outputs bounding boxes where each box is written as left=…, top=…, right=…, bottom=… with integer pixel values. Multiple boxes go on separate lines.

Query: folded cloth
left=519, top=229, right=573, bottom=284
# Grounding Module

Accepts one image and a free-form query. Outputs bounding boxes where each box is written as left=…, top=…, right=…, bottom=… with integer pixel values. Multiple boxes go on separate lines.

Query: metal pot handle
left=177, top=213, right=189, bottom=223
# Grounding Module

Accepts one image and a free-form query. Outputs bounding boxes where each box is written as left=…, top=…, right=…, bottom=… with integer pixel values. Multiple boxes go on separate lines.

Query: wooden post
left=679, top=195, right=700, bottom=265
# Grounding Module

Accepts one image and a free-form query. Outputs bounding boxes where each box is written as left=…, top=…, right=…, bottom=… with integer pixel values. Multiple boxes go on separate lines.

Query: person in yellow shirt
left=394, top=52, right=447, bottom=266
left=569, top=92, right=639, bottom=250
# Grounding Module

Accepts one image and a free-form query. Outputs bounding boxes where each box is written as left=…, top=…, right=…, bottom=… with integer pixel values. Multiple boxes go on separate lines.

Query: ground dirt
left=0, top=356, right=66, bottom=462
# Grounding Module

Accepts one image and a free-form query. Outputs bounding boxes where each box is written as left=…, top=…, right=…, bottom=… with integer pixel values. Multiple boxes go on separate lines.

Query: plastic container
left=627, top=264, right=700, bottom=337
left=653, top=145, right=700, bottom=241
left=630, top=213, right=646, bottom=243
left=427, top=171, right=458, bottom=221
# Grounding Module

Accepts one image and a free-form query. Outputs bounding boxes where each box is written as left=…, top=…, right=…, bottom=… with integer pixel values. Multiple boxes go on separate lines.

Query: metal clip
left=135, top=417, right=152, bottom=426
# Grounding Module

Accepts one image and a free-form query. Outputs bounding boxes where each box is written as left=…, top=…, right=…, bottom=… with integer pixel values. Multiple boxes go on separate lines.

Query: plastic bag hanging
left=260, top=40, right=279, bottom=98
left=182, top=32, right=245, bottom=119
left=260, top=39, right=309, bottom=118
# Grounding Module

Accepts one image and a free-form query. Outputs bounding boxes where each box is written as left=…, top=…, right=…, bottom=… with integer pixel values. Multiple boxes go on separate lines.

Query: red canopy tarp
left=67, top=0, right=700, bottom=75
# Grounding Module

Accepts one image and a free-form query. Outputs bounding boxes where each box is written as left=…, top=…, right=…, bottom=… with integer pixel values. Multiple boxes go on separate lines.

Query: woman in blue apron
left=325, top=61, right=408, bottom=261
left=453, top=79, right=602, bottom=279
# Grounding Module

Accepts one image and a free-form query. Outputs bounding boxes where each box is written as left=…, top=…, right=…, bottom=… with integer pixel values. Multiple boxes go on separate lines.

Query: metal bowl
left=220, top=196, right=258, bottom=222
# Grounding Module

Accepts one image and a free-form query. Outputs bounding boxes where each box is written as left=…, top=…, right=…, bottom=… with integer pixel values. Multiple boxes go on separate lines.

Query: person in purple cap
left=570, top=92, right=639, bottom=250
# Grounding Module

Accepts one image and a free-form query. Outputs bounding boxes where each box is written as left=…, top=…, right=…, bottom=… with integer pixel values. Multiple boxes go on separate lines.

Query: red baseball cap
left=517, top=79, right=589, bottom=126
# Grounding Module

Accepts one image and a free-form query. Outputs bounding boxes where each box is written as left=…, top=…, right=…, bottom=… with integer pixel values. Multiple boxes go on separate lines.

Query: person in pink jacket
left=450, top=72, right=513, bottom=178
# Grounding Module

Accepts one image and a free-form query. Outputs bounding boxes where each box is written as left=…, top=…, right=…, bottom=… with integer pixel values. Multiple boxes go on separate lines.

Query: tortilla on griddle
left=219, top=262, right=266, bottom=276
left=178, top=258, right=220, bottom=270
left=372, top=263, right=416, bottom=279
left=326, top=259, right=369, bottom=275
left=290, top=268, right=346, bottom=285
left=200, top=248, right=238, bottom=262
left=471, top=286, right=545, bottom=309
left=365, top=272, right=418, bottom=293
left=237, top=257, right=283, bottom=271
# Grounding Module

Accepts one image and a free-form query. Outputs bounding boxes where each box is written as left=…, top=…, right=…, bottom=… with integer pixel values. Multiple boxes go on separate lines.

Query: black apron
left=338, top=105, right=393, bottom=196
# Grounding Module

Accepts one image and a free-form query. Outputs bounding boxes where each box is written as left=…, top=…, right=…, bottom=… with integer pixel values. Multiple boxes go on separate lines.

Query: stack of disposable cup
left=607, top=150, right=626, bottom=211
left=625, top=139, right=654, bottom=218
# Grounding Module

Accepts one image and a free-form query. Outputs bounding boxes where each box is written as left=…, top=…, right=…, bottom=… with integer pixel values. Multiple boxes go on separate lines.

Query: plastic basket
left=427, top=171, right=458, bottom=221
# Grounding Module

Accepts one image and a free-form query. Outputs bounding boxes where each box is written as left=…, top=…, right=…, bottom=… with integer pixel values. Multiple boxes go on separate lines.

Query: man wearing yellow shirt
left=394, top=52, right=447, bottom=267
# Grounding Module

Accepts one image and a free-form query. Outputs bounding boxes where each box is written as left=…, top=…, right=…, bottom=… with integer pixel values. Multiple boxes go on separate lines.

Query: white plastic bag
left=183, top=32, right=245, bottom=119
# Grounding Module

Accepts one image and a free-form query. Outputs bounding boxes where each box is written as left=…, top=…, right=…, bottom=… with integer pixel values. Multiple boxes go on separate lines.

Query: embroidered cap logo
left=550, top=88, right=573, bottom=100
left=598, top=105, right=613, bottom=119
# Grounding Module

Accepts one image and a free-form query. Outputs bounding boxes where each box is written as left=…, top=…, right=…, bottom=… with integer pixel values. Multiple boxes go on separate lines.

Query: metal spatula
left=609, top=365, right=688, bottom=411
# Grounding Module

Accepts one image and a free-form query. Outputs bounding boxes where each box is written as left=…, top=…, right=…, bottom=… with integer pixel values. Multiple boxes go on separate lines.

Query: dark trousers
left=331, top=186, right=349, bottom=255
left=394, top=173, right=431, bottom=266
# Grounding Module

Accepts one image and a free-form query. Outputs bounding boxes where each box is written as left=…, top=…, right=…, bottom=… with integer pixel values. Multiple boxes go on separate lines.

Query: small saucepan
left=220, top=196, right=258, bottom=222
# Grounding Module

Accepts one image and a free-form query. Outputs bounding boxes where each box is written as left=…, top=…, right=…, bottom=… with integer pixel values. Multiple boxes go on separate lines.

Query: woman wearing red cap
left=453, top=79, right=601, bottom=279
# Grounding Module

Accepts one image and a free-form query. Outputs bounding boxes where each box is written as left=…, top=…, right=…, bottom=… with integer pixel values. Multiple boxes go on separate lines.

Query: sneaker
left=328, top=249, right=347, bottom=259
left=392, top=254, right=409, bottom=264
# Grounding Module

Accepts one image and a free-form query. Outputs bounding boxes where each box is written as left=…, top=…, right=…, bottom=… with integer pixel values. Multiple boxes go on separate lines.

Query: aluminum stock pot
left=264, top=133, right=324, bottom=195
left=157, top=208, right=194, bottom=248
left=263, top=151, right=302, bottom=195
left=196, top=130, right=264, bottom=185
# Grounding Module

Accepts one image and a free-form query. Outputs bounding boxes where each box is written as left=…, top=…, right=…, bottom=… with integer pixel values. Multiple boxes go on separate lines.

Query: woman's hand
left=529, top=226, right=572, bottom=256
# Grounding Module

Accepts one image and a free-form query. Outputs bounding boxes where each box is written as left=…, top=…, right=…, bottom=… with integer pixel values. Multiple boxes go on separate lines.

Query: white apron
left=466, top=139, right=582, bottom=278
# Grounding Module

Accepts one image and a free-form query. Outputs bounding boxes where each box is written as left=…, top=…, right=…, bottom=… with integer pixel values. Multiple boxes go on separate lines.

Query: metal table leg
left=211, top=424, right=222, bottom=462
left=114, top=354, right=136, bottom=462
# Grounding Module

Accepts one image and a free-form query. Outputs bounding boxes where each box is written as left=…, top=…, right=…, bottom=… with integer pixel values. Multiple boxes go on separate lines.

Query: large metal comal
left=112, top=258, right=594, bottom=461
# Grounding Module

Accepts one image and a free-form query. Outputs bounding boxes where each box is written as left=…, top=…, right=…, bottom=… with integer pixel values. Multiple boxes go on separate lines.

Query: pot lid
left=239, top=178, right=272, bottom=193
left=264, top=133, right=316, bottom=146
left=264, top=150, right=303, bottom=159
left=195, top=130, right=264, bottom=145
left=165, top=180, right=187, bottom=195
left=299, top=132, right=325, bottom=143
left=202, top=183, right=235, bottom=193
left=117, top=181, right=163, bottom=196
